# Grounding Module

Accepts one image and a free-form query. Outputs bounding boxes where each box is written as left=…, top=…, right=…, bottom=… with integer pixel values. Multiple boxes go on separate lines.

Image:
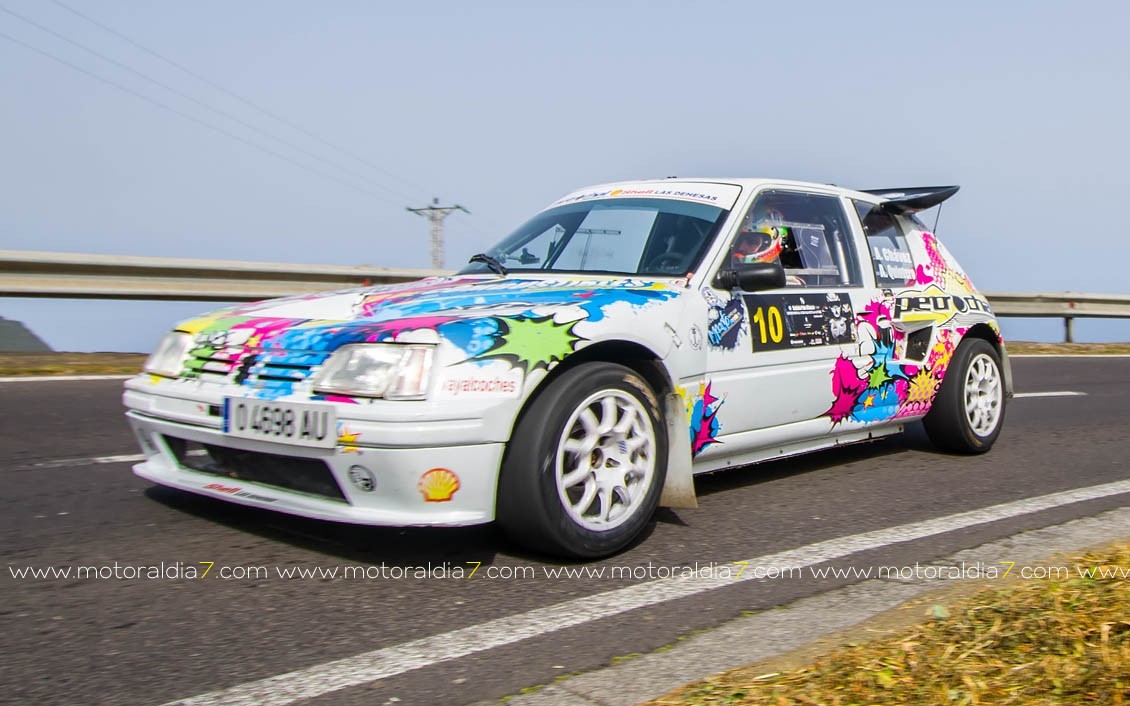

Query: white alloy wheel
left=963, top=352, right=1003, bottom=437
left=555, top=389, right=657, bottom=532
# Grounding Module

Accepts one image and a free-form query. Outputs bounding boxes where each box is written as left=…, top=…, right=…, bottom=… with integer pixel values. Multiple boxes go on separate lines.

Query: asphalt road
left=2, top=357, right=1128, bottom=706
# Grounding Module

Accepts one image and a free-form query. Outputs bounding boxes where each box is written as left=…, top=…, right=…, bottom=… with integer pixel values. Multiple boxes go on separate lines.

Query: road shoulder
left=489, top=506, right=1130, bottom=706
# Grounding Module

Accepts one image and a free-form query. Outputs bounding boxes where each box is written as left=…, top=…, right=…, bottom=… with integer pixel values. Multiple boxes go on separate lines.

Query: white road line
left=28, top=454, right=145, bottom=469
left=91, top=453, right=147, bottom=464
left=1010, top=354, right=1130, bottom=358
left=1014, top=391, right=1088, bottom=398
left=27, top=450, right=210, bottom=469
left=164, top=478, right=1130, bottom=706
left=0, top=374, right=132, bottom=382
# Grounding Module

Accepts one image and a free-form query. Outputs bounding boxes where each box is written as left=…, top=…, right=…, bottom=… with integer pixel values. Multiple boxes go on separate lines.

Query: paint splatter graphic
left=825, top=299, right=957, bottom=425
left=167, top=277, right=675, bottom=398
left=680, top=381, right=724, bottom=456
left=471, top=315, right=582, bottom=373
left=918, top=232, right=974, bottom=294
left=827, top=355, right=870, bottom=424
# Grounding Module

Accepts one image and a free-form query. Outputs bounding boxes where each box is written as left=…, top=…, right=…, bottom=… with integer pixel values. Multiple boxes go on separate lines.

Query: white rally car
left=125, top=179, right=1010, bottom=557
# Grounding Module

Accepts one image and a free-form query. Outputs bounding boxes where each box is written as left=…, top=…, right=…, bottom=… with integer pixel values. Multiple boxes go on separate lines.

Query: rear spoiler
left=859, top=185, right=959, bottom=214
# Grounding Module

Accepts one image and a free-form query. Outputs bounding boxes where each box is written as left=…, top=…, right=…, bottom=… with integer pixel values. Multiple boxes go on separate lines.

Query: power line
left=48, top=0, right=434, bottom=199
left=407, top=199, right=469, bottom=268
left=0, top=3, right=420, bottom=203
left=0, top=29, right=405, bottom=207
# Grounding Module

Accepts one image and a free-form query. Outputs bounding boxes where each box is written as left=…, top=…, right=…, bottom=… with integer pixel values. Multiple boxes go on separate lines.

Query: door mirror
left=713, top=261, right=786, bottom=291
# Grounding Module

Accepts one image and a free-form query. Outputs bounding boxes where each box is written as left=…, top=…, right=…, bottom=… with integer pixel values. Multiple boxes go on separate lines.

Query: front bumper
left=125, top=386, right=505, bottom=527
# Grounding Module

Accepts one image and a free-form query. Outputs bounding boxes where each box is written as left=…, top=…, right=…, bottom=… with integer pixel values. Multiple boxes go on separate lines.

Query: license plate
left=223, top=398, right=337, bottom=448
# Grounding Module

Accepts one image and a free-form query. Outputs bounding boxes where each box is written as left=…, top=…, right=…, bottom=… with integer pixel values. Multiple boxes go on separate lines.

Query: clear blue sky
left=2, top=0, right=1128, bottom=351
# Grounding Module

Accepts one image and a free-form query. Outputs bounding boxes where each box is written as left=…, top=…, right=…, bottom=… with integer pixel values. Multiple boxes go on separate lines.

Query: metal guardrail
left=978, top=292, right=1130, bottom=342
left=0, top=249, right=442, bottom=301
left=3, top=250, right=1129, bottom=341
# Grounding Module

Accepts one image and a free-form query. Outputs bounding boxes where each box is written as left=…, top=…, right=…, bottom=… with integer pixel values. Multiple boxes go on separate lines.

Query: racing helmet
left=733, top=207, right=787, bottom=265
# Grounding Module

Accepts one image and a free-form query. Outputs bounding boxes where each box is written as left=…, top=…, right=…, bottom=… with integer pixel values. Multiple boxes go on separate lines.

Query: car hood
left=175, top=275, right=684, bottom=357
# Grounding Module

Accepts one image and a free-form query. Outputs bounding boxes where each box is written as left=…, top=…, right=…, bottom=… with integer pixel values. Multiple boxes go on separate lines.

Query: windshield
left=459, top=198, right=729, bottom=276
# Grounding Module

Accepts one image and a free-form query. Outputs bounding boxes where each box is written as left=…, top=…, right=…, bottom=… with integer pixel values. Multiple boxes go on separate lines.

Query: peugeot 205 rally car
left=125, top=179, right=1011, bottom=558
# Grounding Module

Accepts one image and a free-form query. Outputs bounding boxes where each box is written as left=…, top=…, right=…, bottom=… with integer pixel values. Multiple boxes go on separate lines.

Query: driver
left=732, top=206, right=787, bottom=267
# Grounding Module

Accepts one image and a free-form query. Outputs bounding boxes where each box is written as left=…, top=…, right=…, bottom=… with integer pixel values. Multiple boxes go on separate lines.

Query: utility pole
left=406, top=198, right=469, bottom=269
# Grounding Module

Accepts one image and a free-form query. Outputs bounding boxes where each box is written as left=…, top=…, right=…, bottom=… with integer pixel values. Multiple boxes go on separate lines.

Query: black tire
left=496, top=362, right=668, bottom=558
left=922, top=338, right=1006, bottom=454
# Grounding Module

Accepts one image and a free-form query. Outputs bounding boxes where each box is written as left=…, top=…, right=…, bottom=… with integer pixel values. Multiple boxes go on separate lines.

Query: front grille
left=164, top=435, right=348, bottom=503
left=182, top=347, right=329, bottom=392
left=184, top=346, right=249, bottom=383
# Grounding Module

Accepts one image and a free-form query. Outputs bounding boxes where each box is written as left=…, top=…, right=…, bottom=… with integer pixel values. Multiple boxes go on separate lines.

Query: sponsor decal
left=742, top=292, right=855, bottom=351
left=418, top=468, right=461, bottom=502
left=702, top=288, right=746, bottom=351
left=549, top=189, right=613, bottom=207
left=204, top=482, right=240, bottom=494
left=203, top=482, right=277, bottom=503
left=438, top=369, right=523, bottom=399
left=608, top=188, right=720, bottom=202
left=892, top=285, right=992, bottom=325
left=548, top=184, right=740, bottom=209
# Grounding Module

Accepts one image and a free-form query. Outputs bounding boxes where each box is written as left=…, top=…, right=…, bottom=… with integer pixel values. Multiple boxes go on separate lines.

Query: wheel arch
left=506, top=339, right=674, bottom=441
left=960, top=322, right=1014, bottom=397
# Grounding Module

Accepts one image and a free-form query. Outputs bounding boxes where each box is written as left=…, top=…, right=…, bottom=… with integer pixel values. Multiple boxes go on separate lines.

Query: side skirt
left=691, top=424, right=904, bottom=475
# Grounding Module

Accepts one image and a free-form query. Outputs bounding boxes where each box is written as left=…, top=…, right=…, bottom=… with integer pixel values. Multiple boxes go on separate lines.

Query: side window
left=853, top=201, right=916, bottom=287
left=731, top=190, right=861, bottom=287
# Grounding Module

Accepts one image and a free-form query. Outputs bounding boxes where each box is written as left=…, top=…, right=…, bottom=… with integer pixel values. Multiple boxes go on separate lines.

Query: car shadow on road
left=663, top=423, right=941, bottom=509
left=142, top=425, right=945, bottom=565
left=144, top=485, right=668, bottom=567
left=144, top=485, right=508, bottom=567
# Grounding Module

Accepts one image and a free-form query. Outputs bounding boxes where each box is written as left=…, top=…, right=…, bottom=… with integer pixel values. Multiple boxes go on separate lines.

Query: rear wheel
left=496, top=362, right=667, bottom=558
left=922, top=338, right=1005, bottom=453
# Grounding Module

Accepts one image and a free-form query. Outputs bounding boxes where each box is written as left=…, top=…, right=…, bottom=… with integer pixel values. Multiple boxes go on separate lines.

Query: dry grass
left=650, top=544, right=1129, bottom=706
left=0, top=352, right=146, bottom=376
left=1007, top=341, right=1130, bottom=355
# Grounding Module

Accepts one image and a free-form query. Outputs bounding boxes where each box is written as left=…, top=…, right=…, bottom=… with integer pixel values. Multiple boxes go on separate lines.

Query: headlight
left=312, top=344, right=434, bottom=399
left=144, top=331, right=194, bottom=378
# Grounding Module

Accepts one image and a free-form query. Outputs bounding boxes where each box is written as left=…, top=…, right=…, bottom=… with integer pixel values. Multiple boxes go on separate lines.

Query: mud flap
left=659, top=392, right=697, bottom=508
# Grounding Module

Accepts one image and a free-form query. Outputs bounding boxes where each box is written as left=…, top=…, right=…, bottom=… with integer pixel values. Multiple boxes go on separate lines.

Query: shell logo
left=609, top=189, right=622, bottom=196
left=418, top=468, right=460, bottom=502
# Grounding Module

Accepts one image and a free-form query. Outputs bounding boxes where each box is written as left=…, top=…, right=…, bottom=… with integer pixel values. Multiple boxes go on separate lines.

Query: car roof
left=569, top=178, right=884, bottom=204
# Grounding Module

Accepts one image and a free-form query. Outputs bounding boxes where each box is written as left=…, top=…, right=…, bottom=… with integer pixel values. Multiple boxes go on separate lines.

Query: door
left=699, top=188, right=866, bottom=455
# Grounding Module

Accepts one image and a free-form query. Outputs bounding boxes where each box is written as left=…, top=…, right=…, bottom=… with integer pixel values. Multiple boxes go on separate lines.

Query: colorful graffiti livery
left=470, top=315, right=582, bottom=373
left=125, top=178, right=1009, bottom=558
left=170, top=277, right=679, bottom=399
left=825, top=226, right=990, bottom=426
left=678, top=381, right=724, bottom=456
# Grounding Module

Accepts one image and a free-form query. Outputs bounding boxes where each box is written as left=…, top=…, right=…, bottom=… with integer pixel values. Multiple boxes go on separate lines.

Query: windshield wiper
left=468, top=252, right=508, bottom=277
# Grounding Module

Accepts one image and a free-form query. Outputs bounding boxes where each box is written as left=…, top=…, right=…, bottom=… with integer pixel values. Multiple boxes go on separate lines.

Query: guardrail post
left=1064, top=316, right=1075, bottom=343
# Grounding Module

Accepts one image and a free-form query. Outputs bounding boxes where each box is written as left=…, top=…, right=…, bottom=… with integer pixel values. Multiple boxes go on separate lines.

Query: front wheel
left=496, top=362, right=667, bottom=558
left=922, top=338, right=1006, bottom=453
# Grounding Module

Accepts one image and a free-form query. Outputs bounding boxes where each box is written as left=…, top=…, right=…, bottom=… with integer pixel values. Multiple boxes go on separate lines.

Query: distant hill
left=0, top=317, right=52, bottom=352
